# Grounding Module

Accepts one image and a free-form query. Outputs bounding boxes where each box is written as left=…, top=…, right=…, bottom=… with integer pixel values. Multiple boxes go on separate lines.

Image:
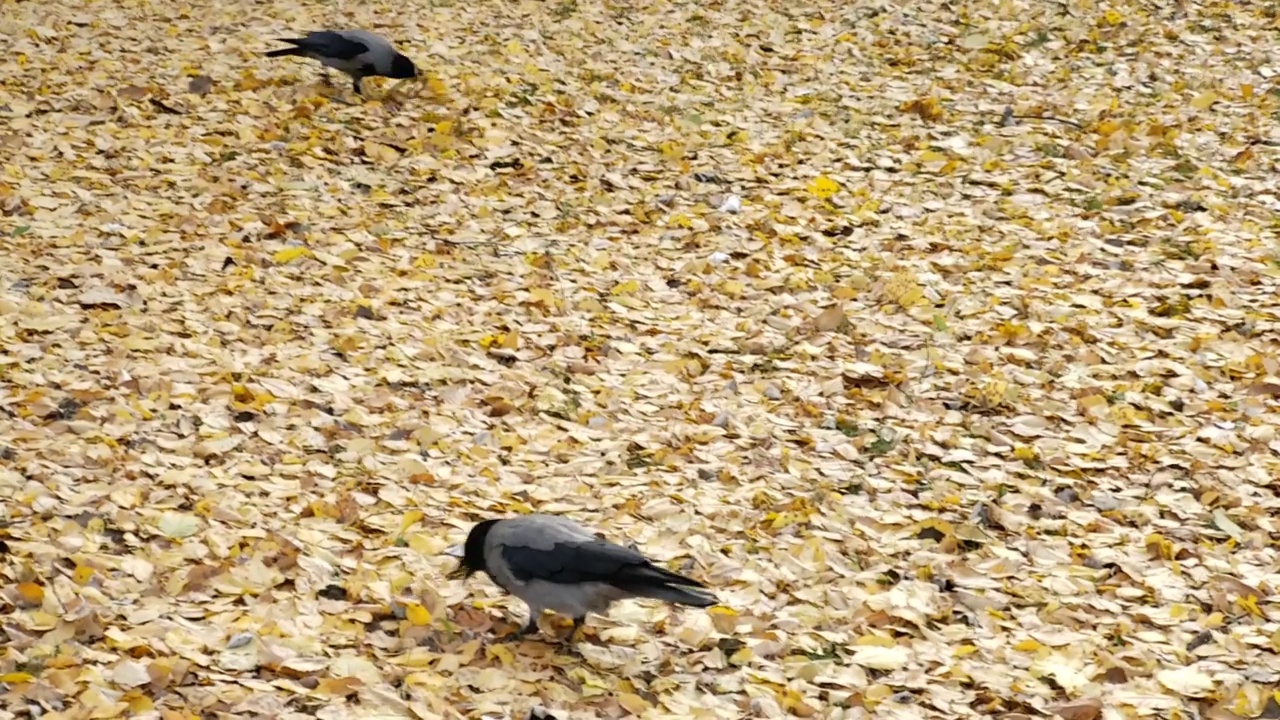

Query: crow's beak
left=445, top=544, right=467, bottom=580
left=388, top=76, right=416, bottom=97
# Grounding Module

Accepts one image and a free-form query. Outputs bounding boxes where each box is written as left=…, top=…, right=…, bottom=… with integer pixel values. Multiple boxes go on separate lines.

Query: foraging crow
left=265, top=30, right=417, bottom=97
left=447, top=514, right=717, bottom=639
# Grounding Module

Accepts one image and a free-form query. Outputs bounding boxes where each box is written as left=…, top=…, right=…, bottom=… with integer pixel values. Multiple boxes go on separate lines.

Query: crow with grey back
left=447, top=514, right=717, bottom=640
left=265, top=30, right=417, bottom=96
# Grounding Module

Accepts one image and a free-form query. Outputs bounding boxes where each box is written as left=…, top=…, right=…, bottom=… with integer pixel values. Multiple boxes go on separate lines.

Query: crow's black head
left=389, top=53, right=418, bottom=79
left=447, top=519, right=499, bottom=579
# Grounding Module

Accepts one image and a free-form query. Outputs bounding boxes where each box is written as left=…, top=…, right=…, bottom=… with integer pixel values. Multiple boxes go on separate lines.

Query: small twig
left=959, top=106, right=1085, bottom=130
left=1006, top=113, right=1084, bottom=129
left=149, top=97, right=185, bottom=115
left=43, top=564, right=68, bottom=614
left=355, top=134, right=411, bottom=152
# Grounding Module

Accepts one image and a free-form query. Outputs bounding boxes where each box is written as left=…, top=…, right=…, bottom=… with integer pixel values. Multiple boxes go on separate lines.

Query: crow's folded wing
left=500, top=539, right=652, bottom=585
left=296, top=31, right=370, bottom=60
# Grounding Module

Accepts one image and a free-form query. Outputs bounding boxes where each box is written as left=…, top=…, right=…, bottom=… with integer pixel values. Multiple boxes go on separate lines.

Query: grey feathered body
left=481, top=515, right=716, bottom=625
left=312, top=30, right=396, bottom=74
left=265, top=30, right=416, bottom=94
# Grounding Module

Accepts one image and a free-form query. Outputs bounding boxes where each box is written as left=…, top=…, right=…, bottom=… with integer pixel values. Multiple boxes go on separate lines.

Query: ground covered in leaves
left=3, top=0, right=1280, bottom=718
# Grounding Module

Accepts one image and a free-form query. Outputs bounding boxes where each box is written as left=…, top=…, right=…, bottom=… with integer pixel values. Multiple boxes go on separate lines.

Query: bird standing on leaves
left=265, top=30, right=417, bottom=98
left=447, top=514, right=717, bottom=641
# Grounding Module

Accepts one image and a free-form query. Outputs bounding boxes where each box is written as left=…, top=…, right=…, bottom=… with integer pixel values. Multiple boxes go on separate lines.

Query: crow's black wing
left=291, top=31, right=370, bottom=60
left=501, top=539, right=651, bottom=585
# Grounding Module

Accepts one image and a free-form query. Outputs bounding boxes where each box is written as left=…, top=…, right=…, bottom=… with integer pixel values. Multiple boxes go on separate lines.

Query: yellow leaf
left=1190, top=91, right=1217, bottom=111
left=272, top=247, right=312, bottom=264
left=400, top=511, right=424, bottom=534
left=412, top=253, right=437, bottom=269
left=896, top=285, right=924, bottom=307
left=362, top=140, right=401, bottom=164
left=808, top=175, right=840, bottom=200
left=611, top=280, right=640, bottom=296
left=1100, top=9, right=1123, bottom=26
left=406, top=533, right=434, bottom=555
left=953, top=645, right=979, bottom=657
left=529, top=287, right=558, bottom=308
left=1237, top=594, right=1263, bottom=618
left=486, top=643, right=516, bottom=666
left=658, top=140, right=685, bottom=161
left=855, top=634, right=896, bottom=647
left=1095, top=119, right=1122, bottom=136
left=1014, top=638, right=1042, bottom=652
left=405, top=603, right=431, bottom=626
left=1241, top=83, right=1254, bottom=100
left=900, top=96, right=943, bottom=121
left=618, top=693, right=652, bottom=714
left=16, top=581, right=44, bottom=607
left=72, top=565, right=95, bottom=586
left=126, top=693, right=154, bottom=713
left=0, top=672, right=35, bottom=683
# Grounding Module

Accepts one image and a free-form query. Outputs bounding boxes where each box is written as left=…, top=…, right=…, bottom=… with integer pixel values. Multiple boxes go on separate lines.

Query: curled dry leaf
left=813, top=304, right=845, bottom=332
left=1156, top=666, right=1216, bottom=697
left=1050, top=697, right=1103, bottom=720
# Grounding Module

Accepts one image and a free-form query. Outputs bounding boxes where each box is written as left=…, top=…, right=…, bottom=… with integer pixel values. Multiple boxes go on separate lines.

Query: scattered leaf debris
left=2, top=0, right=1280, bottom=718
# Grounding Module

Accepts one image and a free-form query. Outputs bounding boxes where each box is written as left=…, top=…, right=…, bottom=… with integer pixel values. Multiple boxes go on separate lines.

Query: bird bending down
left=265, top=30, right=417, bottom=98
left=446, top=514, right=717, bottom=640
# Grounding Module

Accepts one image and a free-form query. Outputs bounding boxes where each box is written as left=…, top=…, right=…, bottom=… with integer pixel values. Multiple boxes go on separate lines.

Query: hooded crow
left=447, top=514, right=717, bottom=639
left=265, top=30, right=417, bottom=97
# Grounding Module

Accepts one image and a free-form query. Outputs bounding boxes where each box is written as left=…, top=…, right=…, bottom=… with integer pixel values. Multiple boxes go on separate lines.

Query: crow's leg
left=500, top=607, right=542, bottom=641
left=515, top=615, right=540, bottom=637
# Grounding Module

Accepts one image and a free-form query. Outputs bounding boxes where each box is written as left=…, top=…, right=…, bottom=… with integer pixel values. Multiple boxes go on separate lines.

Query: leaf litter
left=2, top=0, right=1280, bottom=718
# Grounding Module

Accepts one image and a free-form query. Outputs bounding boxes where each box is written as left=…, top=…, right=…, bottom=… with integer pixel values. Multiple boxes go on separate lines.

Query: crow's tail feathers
left=623, top=564, right=718, bottom=607
left=641, top=583, right=718, bottom=607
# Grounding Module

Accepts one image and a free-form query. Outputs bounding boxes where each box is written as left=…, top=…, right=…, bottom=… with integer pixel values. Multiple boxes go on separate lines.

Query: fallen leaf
left=1156, top=666, right=1215, bottom=696
left=1050, top=697, right=1102, bottom=720
left=814, top=304, right=845, bottom=332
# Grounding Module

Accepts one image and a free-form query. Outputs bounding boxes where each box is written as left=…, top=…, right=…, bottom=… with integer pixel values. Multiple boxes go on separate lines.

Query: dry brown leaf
left=1050, top=697, right=1103, bottom=720
left=813, top=304, right=846, bottom=332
